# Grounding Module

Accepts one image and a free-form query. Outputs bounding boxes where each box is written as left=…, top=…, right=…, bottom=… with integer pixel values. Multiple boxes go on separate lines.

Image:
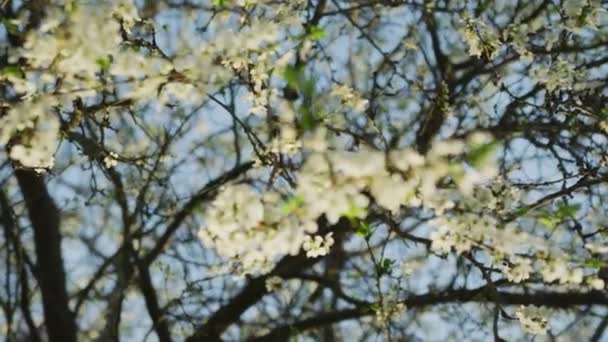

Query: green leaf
left=366, top=303, right=380, bottom=314
left=513, top=206, right=530, bottom=217
left=212, top=0, right=226, bottom=6
left=308, top=26, right=326, bottom=41
left=282, top=65, right=303, bottom=89
left=376, top=258, right=395, bottom=276
left=0, top=66, right=24, bottom=78
left=355, top=221, right=372, bottom=241
left=96, top=56, right=112, bottom=72
left=1, top=18, right=19, bottom=35
left=539, top=216, right=558, bottom=229
left=281, top=65, right=320, bottom=131
left=300, top=110, right=316, bottom=131
left=282, top=64, right=316, bottom=99
left=344, top=205, right=366, bottom=221
left=301, top=77, right=316, bottom=100
left=536, top=203, right=580, bottom=229
left=584, top=258, right=605, bottom=269
left=280, top=195, right=304, bottom=214
left=556, top=202, right=580, bottom=218
left=65, top=0, right=78, bottom=14
left=467, top=141, right=500, bottom=168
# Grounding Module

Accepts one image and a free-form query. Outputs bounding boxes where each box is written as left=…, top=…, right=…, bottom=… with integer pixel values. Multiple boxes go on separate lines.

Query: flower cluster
left=515, top=305, right=549, bottom=335
left=427, top=180, right=607, bottom=288
left=459, top=16, right=502, bottom=59
left=500, top=257, right=533, bottom=283
left=103, top=152, right=119, bottom=169
left=531, top=58, right=579, bottom=92
left=1, top=98, right=59, bottom=169
left=264, top=276, right=283, bottom=293
left=302, top=233, right=335, bottom=258
left=373, top=302, right=406, bottom=327
left=330, top=84, right=369, bottom=113
left=198, top=185, right=318, bottom=275
left=199, top=133, right=498, bottom=274
left=3, top=1, right=295, bottom=170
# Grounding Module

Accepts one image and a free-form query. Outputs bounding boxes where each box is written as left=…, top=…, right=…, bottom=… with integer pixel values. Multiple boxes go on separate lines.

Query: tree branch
left=254, top=287, right=608, bottom=340
left=185, top=218, right=352, bottom=341
left=14, top=169, right=77, bottom=342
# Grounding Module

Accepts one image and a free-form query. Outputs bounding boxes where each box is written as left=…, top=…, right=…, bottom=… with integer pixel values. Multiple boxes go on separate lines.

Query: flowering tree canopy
left=1, top=0, right=608, bottom=340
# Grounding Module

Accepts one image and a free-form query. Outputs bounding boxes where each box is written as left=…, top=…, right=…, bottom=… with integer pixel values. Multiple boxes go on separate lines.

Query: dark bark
left=143, top=161, right=254, bottom=266
left=254, top=288, right=608, bottom=340
left=186, top=218, right=351, bottom=342
left=15, top=169, right=77, bottom=342
left=137, top=260, right=173, bottom=342
left=185, top=253, right=317, bottom=342
left=0, top=190, right=41, bottom=341
left=415, top=10, right=453, bottom=154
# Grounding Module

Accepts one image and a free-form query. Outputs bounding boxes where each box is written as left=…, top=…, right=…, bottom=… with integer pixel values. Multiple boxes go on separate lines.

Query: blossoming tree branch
left=1, top=0, right=608, bottom=340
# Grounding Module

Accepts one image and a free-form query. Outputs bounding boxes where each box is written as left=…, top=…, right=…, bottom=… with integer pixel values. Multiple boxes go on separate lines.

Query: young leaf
left=355, top=221, right=372, bottom=241
left=467, top=141, right=500, bottom=168
left=308, top=26, right=326, bottom=41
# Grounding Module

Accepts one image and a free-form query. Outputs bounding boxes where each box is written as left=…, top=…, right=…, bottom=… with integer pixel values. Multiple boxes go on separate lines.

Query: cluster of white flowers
left=3, top=0, right=300, bottom=170
left=539, top=258, right=583, bottom=284
left=330, top=84, right=369, bottom=113
left=515, top=305, right=549, bottom=335
left=460, top=1, right=607, bottom=77
left=0, top=97, right=59, bottom=169
left=531, top=58, right=578, bottom=92
left=12, top=6, right=124, bottom=87
left=561, top=0, right=607, bottom=32
left=585, top=243, right=608, bottom=254
left=587, top=277, right=605, bottom=290
left=296, top=142, right=471, bottom=227
left=264, top=276, right=282, bottom=292
left=459, top=16, right=502, bottom=59
left=500, top=257, right=533, bottom=283
left=502, top=21, right=538, bottom=63
left=424, top=178, right=604, bottom=286
left=198, top=185, right=318, bottom=275
left=268, top=128, right=302, bottom=157
left=429, top=212, right=536, bottom=260
left=267, top=102, right=302, bottom=157
left=103, top=152, right=119, bottom=169
left=195, top=115, right=600, bottom=285
left=302, top=233, right=335, bottom=258
left=0, top=3, right=153, bottom=170
left=190, top=18, right=296, bottom=116
left=429, top=199, right=608, bottom=288
left=199, top=133, right=499, bottom=274
left=373, top=302, right=406, bottom=327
